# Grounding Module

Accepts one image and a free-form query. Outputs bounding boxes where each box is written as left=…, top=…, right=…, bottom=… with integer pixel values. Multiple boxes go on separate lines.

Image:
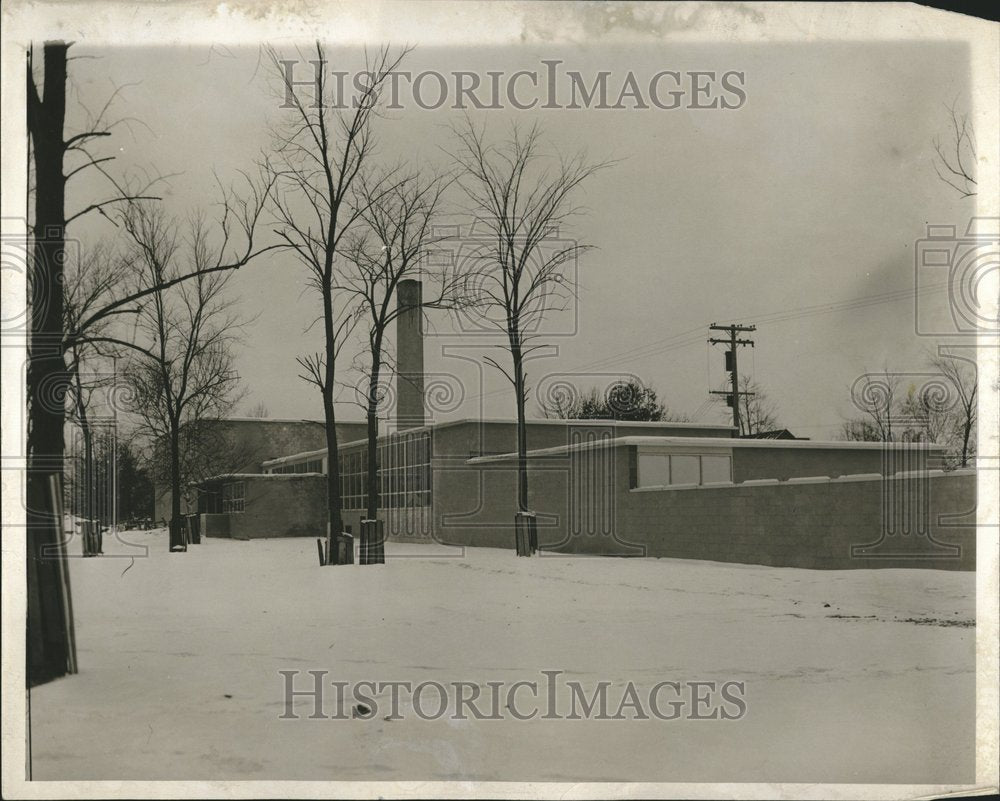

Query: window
left=701, top=455, right=732, bottom=484
left=222, top=481, right=245, bottom=513
left=339, top=449, right=367, bottom=511
left=670, top=455, right=701, bottom=486
left=637, top=452, right=670, bottom=486
left=635, top=450, right=733, bottom=488
left=338, top=430, right=432, bottom=510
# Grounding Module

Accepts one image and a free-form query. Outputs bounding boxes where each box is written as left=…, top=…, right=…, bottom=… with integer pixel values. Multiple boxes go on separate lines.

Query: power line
left=586, top=279, right=948, bottom=372
left=461, top=279, right=948, bottom=403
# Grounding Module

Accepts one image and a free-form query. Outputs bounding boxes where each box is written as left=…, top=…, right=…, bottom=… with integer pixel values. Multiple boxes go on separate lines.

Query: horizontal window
left=636, top=451, right=732, bottom=488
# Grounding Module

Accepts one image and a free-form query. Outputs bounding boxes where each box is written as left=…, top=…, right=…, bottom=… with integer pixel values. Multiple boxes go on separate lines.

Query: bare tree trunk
left=365, top=346, right=383, bottom=520
left=323, top=384, right=344, bottom=561
left=168, top=423, right=185, bottom=551
left=26, top=42, right=75, bottom=686
left=70, top=356, right=99, bottom=556
left=77, top=400, right=96, bottom=555
left=510, top=336, right=529, bottom=513
left=961, top=419, right=972, bottom=468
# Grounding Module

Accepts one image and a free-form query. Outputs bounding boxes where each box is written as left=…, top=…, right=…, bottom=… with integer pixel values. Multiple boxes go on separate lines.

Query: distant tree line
left=541, top=378, right=689, bottom=422
left=840, top=355, right=977, bottom=468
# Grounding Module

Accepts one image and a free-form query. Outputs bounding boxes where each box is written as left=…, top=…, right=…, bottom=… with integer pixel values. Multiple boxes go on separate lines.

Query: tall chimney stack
left=396, top=279, right=425, bottom=430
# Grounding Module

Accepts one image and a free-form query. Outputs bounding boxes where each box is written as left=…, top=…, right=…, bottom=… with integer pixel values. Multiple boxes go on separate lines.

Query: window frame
left=634, top=447, right=733, bottom=489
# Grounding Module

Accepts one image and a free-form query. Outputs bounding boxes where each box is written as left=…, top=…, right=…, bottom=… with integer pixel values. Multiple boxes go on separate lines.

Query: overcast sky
left=62, top=38, right=975, bottom=438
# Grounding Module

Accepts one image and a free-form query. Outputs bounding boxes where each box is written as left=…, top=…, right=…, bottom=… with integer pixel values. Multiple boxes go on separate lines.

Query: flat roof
left=198, top=472, right=324, bottom=482
left=217, top=417, right=326, bottom=424
left=466, top=435, right=947, bottom=464
left=260, top=418, right=737, bottom=466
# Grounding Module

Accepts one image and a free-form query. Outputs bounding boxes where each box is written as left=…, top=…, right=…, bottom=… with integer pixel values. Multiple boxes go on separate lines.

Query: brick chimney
left=396, top=279, right=425, bottom=429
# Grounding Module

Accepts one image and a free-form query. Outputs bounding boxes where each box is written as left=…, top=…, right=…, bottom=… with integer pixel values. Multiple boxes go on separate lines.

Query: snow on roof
left=198, top=472, right=324, bottom=482
left=466, top=435, right=948, bottom=464
left=220, top=416, right=367, bottom=425
left=261, top=418, right=737, bottom=466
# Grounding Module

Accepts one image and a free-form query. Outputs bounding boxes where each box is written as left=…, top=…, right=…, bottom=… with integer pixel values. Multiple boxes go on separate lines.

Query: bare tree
left=246, top=401, right=270, bottom=418
left=712, top=375, right=780, bottom=437
left=26, top=41, right=169, bottom=685
left=120, top=204, right=250, bottom=551
left=339, top=171, right=465, bottom=532
left=843, top=367, right=901, bottom=442
left=930, top=353, right=977, bottom=467
left=932, top=100, right=977, bottom=198
left=450, top=119, right=611, bottom=536
left=63, top=241, right=126, bottom=555
left=265, top=42, right=410, bottom=564
left=25, top=40, right=274, bottom=683
left=839, top=418, right=883, bottom=442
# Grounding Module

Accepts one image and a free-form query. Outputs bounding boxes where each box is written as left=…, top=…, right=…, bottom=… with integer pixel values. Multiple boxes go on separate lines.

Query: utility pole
left=708, top=323, right=756, bottom=434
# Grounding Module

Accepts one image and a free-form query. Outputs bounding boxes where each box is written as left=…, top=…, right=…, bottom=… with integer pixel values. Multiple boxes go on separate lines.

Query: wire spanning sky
left=60, top=39, right=976, bottom=439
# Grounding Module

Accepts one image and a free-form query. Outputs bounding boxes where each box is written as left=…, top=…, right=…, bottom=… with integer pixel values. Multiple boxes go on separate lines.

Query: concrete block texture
left=439, top=444, right=975, bottom=570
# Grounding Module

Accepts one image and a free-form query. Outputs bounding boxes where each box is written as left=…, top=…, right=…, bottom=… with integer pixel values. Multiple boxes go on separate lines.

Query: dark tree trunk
left=80, top=415, right=95, bottom=555
left=365, top=339, right=383, bottom=520
left=72, top=365, right=98, bottom=556
left=961, top=418, right=972, bottom=468
left=168, top=423, right=185, bottom=551
left=320, top=269, right=345, bottom=562
left=365, top=407, right=379, bottom=519
left=510, top=335, right=529, bottom=514
left=26, top=41, right=76, bottom=686
left=323, top=386, right=343, bottom=560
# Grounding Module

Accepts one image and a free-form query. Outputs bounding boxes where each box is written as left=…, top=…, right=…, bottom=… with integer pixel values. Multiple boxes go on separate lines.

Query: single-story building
left=181, top=280, right=976, bottom=570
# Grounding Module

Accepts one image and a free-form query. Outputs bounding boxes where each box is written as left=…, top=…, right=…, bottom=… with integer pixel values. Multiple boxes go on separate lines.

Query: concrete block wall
left=200, top=513, right=230, bottom=538
left=433, top=450, right=618, bottom=552
left=429, top=421, right=729, bottom=550
left=437, top=444, right=976, bottom=570
left=614, top=470, right=975, bottom=570
left=224, top=475, right=328, bottom=540
left=732, top=446, right=930, bottom=482
left=434, top=462, right=522, bottom=550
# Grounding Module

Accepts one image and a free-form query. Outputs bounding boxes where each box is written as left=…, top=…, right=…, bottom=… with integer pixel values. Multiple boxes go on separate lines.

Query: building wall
left=429, top=421, right=731, bottom=547
left=732, top=446, right=922, bottom=482
left=330, top=421, right=721, bottom=543
left=221, top=475, right=328, bottom=540
left=436, top=444, right=976, bottom=570
left=615, top=471, right=975, bottom=570
left=200, top=513, right=230, bottom=538
left=154, top=419, right=366, bottom=522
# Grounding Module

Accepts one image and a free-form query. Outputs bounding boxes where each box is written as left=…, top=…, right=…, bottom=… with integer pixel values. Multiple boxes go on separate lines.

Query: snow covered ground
left=29, top=530, right=975, bottom=783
